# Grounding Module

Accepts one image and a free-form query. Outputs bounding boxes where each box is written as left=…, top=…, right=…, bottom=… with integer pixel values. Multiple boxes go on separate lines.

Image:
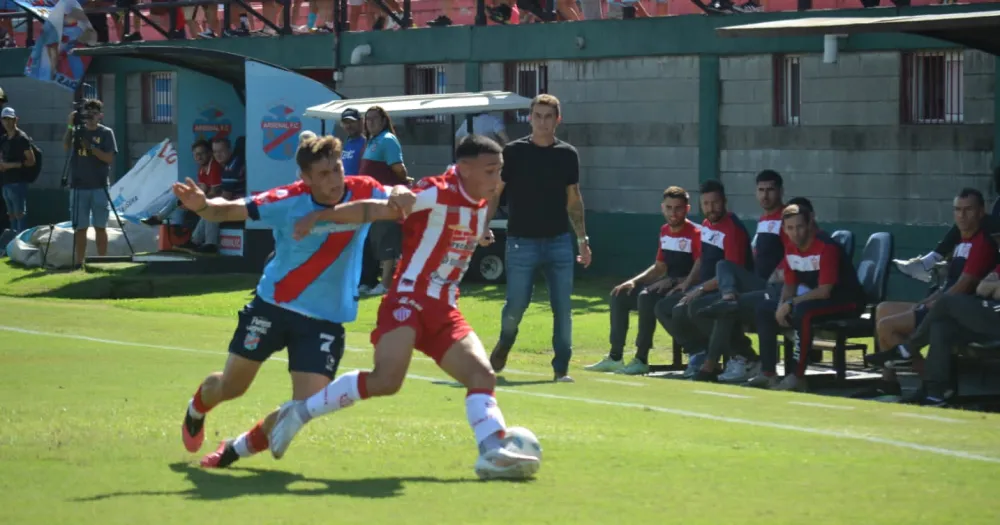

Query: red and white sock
left=232, top=420, right=269, bottom=458
left=187, top=384, right=215, bottom=420
left=466, top=389, right=507, bottom=449
left=305, top=370, right=370, bottom=420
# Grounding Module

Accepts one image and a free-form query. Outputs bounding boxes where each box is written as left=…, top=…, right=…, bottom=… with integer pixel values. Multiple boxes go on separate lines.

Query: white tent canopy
left=304, top=91, right=534, bottom=121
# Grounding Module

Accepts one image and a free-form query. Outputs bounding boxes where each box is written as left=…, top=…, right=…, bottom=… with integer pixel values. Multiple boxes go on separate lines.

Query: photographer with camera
left=62, top=99, right=118, bottom=268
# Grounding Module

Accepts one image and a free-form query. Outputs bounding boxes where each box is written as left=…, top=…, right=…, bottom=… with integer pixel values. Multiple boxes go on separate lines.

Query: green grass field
left=1, top=262, right=998, bottom=525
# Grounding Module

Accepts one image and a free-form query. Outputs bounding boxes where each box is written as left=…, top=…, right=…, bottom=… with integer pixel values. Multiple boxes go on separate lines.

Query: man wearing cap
left=340, top=108, right=365, bottom=177
left=0, top=107, right=36, bottom=233
left=339, top=107, right=379, bottom=293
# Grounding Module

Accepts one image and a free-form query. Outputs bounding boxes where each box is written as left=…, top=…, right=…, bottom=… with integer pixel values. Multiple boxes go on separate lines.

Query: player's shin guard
left=466, top=389, right=507, bottom=451
left=305, top=370, right=370, bottom=420
left=233, top=420, right=270, bottom=458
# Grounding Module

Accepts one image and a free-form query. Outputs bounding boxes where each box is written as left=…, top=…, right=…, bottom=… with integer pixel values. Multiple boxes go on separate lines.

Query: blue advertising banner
left=244, top=60, right=341, bottom=229
left=175, top=68, right=246, bottom=183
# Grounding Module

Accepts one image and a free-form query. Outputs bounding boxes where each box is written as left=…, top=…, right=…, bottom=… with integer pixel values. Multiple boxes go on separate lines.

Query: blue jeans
left=2, top=182, right=28, bottom=232
left=499, top=233, right=575, bottom=375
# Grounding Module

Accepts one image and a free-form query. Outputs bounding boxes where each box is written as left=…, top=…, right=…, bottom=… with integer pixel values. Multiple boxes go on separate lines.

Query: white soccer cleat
left=474, top=447, right=540, bottom=481
left=892, top=257, right=933, bottom=283
left=269, top=400, right=308, bottom=460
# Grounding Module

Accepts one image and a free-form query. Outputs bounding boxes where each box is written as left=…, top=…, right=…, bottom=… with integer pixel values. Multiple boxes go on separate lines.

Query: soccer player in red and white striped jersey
left=267, top=135, right=540, bottom=480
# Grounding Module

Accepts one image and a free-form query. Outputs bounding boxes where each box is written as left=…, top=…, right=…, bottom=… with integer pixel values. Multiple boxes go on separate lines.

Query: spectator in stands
left=182, top=0, right=220, bottom=38
left=0, top=1, right=14, bottom=46
left=894, top=167, right=1000, bottom=283
left=455, top=112, right=508, bottom=147
left=866, top=188, right=998, bottom=368
left=655, top=179, right=751, bottom=378
left=747, top=204, right=865, bottom=391
left=487, top=94, right=591, bottom=383
left=690, top=170, right=788, bottom=382
left=0, top=107, right=36, bottom=233
left=887, top=265, right=1000, bottom=406
left=359, top=105, right=407, bottom=295
left=143, top=139, right=222, bottom=224
left=585, top=186, right=701, bottom=374
left=63, top=98, right=118, bottom=268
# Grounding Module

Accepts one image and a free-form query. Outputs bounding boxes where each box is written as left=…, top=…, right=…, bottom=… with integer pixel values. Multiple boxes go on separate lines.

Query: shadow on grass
left=460, top=276, right=619, bottom=316
left=2, top=260, right=258, bottom=300
left=73, top=462, right=479, bottom=502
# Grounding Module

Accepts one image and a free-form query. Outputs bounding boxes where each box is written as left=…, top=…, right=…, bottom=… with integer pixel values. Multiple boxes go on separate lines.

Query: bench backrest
left=856, top=232, right=894, bottom=305
left=830, top=230, right=855, bottom=261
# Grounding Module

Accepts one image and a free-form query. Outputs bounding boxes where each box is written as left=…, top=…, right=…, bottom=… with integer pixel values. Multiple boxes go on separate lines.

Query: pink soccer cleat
left=200, top=441, right=240, bottom=469
left=182, top=409, right=206, bottom=453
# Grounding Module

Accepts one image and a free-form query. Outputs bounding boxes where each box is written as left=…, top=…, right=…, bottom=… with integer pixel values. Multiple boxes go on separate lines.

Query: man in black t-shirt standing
left=1, top=107, right=37, bottom=233
left=483, top=94, right=592, bottom=383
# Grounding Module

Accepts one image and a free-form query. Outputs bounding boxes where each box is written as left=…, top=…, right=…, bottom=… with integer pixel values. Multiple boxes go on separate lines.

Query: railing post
left=402, top=0, right=412, bottom=28
left=474, top=0, right=486, bottom=25
left=282, top=0, right=291, bottom=34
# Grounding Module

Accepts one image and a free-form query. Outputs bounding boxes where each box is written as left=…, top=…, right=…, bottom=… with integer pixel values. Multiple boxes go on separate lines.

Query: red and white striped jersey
left=393, top=167, right=488, bottom=306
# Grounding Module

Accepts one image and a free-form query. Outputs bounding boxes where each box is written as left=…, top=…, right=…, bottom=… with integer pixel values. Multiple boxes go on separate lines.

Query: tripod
left=43, top=115, right=134, bottom=269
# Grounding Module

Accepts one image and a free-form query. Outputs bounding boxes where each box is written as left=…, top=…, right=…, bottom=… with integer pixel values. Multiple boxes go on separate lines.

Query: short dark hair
left=296, top=134, right=342, bottom=173
left=191, top=139, right=211, bottom=152
left=786, top=196, right=814, bottom=215
left=782, top=203, right=812, bottom=223
left=957, top=187, right=985, bottom=208
left=663, top=186, right=689, bottom=203
left=699, top=180, right=725, bottom=198
left=455, top=134, right=502, bottom=160
left=82, top=98, right=103, bottom=112
left=211, top=136, right=231, bottom=148
left=755, top=169, right=783, bottom=188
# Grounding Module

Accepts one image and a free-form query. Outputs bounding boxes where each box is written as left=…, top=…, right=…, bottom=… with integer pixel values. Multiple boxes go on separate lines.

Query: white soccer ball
left=504, top=426, right=542, bottom=462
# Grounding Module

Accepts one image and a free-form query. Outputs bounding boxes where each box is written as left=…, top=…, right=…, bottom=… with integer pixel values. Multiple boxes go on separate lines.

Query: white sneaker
left=474, top=447, right=540, bottom=480
left=269, top=400, right=308, bottom=460
left=893, top=257, right=932, bottom=283
left=745, top=373, right=779, bottom=389
left=366, top=283, right=387, bottom=296
left=719, top=357, right=760, bottom=383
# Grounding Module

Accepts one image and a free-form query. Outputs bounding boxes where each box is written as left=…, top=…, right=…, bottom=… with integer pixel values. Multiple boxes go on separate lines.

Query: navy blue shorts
left=228, top=297, right=346, bottom=379
left=913, top=303, right=929, bottom=327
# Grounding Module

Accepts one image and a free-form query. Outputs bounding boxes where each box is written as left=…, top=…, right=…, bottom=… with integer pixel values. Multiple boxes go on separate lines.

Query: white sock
left=187, top=401, right=204, bottom=420
left=897, top=344, right=911, bottom=359
left=465, top=391, right=507, bottom=445
left=920, top=252, right=944, bottom=270
left=305, top=370, right=365, bottom=420
left=232, top=433, right=254, bottom=457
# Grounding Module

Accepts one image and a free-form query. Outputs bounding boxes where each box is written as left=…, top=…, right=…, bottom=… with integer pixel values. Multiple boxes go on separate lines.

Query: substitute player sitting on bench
left=869, top=188, right=997, bottom=369
left=747, top=204, right=865, bottom=391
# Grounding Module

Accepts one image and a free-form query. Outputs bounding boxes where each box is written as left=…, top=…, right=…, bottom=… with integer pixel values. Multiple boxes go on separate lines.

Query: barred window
left=142, top=72, right=175, bottom=124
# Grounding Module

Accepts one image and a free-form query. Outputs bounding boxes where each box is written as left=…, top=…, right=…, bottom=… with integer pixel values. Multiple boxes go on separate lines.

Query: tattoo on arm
left=567, top=189, right=587, bottom=237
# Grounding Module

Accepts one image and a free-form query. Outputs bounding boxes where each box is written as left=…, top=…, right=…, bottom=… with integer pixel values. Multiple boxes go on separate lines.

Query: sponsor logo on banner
left=219, top=228, right=245, bottom=256
left=107, top=139, right=179, bottom=223
left=13, top=0, right=60, bottom=19
left=261, top=104, right=302, bottom=161
left=192, top=106, right=232, bottom=141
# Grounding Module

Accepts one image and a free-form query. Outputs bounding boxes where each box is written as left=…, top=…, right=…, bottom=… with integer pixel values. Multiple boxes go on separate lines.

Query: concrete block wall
left=720, top=51, right=995, bottom=226
left=0, top=77, right=73, bottom=189
left=546, top=57, right=701, bottom=215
